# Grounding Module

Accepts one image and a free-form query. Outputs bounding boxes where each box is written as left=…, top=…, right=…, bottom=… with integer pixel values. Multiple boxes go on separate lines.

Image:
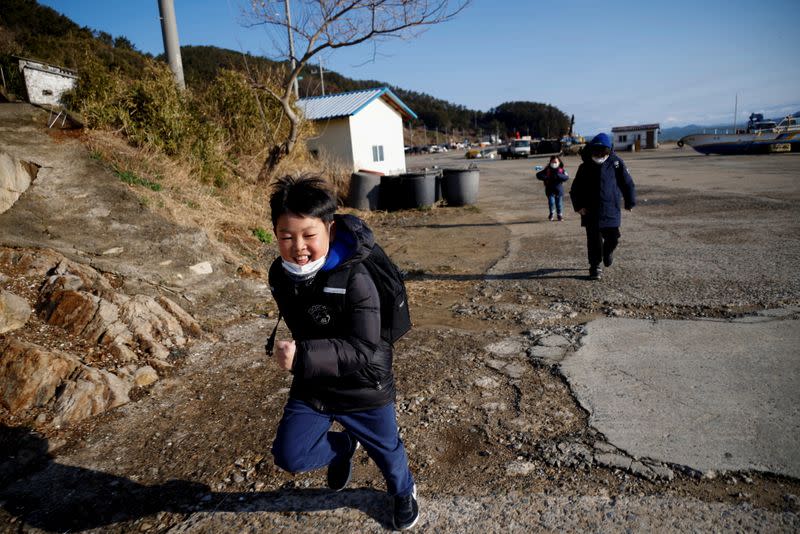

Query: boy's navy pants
left=271, top=398, right=415, bottom=497
left=585, top=222, right=620, bottom=267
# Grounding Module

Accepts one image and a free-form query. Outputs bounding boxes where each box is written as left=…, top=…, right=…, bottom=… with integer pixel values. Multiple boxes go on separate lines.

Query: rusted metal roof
left=612, top=123, right=660, bottom=133
left=297, top=87, right=417, bottom=121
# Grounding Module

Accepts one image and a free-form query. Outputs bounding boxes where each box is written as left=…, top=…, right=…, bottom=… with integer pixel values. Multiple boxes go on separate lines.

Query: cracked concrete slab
left=561, top=314, right=800, bottom=478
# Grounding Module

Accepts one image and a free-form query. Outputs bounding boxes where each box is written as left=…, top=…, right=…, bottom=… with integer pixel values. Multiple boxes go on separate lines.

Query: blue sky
left=38, top=0, right=800, bottom=135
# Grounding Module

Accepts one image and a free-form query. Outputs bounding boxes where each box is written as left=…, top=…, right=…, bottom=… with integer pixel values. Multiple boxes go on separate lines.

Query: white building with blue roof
left=296, top=87, right=416, bottom=175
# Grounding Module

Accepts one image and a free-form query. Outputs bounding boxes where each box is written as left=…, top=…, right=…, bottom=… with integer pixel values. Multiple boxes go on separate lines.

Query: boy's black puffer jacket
left=570, top=151, right=636, bottom=228
left=268, top=215, right=395, bottom=413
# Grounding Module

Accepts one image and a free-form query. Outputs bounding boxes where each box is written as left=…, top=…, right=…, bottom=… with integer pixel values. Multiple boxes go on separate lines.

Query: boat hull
left=680, top=131, right=800, bottom=155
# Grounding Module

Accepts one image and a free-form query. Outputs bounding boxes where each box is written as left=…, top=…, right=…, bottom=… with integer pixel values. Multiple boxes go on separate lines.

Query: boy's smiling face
left=275, top=212, right=333, bottom=265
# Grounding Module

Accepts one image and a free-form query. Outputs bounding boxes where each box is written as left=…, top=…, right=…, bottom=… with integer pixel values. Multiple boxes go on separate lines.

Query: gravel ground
left=2, top=127, right=799, bottom=532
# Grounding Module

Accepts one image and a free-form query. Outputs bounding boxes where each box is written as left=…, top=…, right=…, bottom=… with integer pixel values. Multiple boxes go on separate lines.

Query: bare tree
left=247, top=0, right=469, bottom=181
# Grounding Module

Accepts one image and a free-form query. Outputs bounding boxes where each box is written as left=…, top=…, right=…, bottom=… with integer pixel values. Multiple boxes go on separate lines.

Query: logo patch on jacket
left=307, top=304, right=332, bottom=326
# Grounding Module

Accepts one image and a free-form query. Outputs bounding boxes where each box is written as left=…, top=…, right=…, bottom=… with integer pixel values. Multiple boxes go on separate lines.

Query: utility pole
left=319, top=58, right=325, bottom=95
left=158, top=0, right=185, bottom=90
left=285, top=0, right=298, bottom=99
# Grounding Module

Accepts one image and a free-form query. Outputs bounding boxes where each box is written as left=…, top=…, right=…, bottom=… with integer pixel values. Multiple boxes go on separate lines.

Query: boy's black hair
left=270, top=174, right=337, bottom=228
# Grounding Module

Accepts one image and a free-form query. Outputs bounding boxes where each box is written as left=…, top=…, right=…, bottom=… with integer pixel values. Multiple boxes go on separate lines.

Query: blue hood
left=321, top=214, right=373, bottom=271
left=589, top=132, right=613, bottom=148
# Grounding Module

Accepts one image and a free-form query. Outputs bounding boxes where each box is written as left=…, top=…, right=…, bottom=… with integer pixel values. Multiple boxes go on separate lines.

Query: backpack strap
left=321, top=267, right=351, bottom=314
left=264, top=312, right=282, bottom=357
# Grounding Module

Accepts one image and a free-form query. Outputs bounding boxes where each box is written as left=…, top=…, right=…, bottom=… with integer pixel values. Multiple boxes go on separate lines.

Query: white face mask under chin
left=592, top=156, right=609, bottom=165
left=282, top=255, right=326, bottom=279
left=550, top=162, right=560, bottom=169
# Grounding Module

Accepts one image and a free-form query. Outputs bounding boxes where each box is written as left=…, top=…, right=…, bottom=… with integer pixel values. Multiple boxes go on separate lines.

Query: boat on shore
left=678, top=114, right=800, bottom=155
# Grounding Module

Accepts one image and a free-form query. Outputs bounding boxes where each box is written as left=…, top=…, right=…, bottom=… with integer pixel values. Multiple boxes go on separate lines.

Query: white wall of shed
left=349, top=98, right=406, bottom=175
left=306, top=117, right=355, bottom=170
left=22, top=68, right=76, bottom=106
left=613, top=129, right=659, bottom=150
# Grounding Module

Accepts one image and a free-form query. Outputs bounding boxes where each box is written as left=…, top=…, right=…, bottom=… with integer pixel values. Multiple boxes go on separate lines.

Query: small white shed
left=297, top=87, right=416, bottom=175
left=16, top=57, right=78, bottom=107
left=611, top=123, right=660, bottom=150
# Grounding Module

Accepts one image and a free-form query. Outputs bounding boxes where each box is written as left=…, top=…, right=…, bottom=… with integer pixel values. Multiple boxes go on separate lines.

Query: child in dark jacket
left=267, top=175, right=418, bottom=530
left=536, top=155, right=570, bottom=221
left=569, top=133, right=636, bottom=280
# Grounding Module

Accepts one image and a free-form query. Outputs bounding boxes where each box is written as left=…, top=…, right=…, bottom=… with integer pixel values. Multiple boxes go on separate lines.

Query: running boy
left=267, top=175, right=418, bottom=530
left=569, top=133, right=636, bottom=280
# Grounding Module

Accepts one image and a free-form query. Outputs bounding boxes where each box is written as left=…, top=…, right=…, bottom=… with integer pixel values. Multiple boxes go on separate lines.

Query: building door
left=646, top=130, right=655, bottom=149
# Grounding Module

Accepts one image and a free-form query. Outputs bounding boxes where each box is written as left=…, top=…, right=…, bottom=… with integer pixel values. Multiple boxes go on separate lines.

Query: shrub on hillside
left=67, top=58, right=302, bottom=184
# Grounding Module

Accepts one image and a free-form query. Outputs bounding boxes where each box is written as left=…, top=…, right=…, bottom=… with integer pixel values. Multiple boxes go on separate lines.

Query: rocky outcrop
left=0, top=339, right=79, bottom=412
left=0, top=247, right=65, bottom=279
left=37, top=258, right=202, bottom=363
left=52, top=366, right=131, bottom=427
left=0, top=289, right=32, bottom=333
left=0, top=247, right=202, bottom=427
left=0, top=338, right=144, bottom=427
left=0, top=151, right=38, bottom=214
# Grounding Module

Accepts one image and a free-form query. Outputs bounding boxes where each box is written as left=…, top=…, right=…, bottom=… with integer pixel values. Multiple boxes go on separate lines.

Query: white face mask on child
left=592, top=156, right=609, bottom=165
left=550, top=162, right=560, bottom=169
left=282, top=255, right=326, bottom=280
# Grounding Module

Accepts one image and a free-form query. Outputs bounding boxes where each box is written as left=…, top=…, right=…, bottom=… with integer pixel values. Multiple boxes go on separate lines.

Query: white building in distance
left=297, top=87, right=417, bottom=175
left=16, top=57, right=78, bottom=107
left=611, top=123, right=660, bottom=150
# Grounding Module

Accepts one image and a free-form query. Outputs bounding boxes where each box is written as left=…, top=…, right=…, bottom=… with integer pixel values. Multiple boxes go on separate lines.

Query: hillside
left=0, top=0, right=150, bottom=96
left=1, top=1, right=570, bottom=139
left=177, top=45, right=489, bottom=135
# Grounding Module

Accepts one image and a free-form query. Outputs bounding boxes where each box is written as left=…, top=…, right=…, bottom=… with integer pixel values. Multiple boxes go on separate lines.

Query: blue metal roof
left=296, top=87, right=417, bottom=121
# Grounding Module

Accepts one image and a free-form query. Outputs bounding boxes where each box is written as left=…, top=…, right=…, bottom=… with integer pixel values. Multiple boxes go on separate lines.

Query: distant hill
left=177, top=45, right=486, bottom=134
left=1, top=0, right=571, bottom=139
left=0, top=0, right=150, bottom=77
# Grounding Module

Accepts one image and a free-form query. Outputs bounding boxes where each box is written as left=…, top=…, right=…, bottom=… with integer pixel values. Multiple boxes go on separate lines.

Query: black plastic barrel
left=347, top=172, right=381, bottom=210
left=425, top=167, right=443, bottom=201
left=399, top=172, right=436, bottom=209
left=441, top=168, right=480, bottom=206
left=379, top=175, right=401, bottom=211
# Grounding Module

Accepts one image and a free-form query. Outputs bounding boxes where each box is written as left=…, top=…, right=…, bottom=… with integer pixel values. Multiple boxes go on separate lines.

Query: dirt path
left=1, top=112, right=799, bottom=532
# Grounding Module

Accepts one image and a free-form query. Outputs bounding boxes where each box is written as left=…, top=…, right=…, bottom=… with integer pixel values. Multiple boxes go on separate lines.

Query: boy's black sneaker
left=327, top=433, right=359, bottom=491
left=589, top=266, right=603, bottom=280
left=603, top=250, right=613, bottom=267
left=393, top=485, right=419, bottom=530
left=548, top=212, right=554, bottom=221
left=557, top=213, right=564, bottom=221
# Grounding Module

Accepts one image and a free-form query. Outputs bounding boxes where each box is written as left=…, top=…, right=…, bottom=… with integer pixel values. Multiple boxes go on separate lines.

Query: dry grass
left=307, top=149, right=353, bottom=204
left=68, top=59, right=361, bottom=266
left=85, top=131, right=270, bottom=263
left=84, top=129, right=356, bottom=267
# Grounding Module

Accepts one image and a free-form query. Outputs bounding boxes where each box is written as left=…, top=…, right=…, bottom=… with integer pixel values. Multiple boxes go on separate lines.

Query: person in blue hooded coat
left=569, top=133, right=636, bottom=280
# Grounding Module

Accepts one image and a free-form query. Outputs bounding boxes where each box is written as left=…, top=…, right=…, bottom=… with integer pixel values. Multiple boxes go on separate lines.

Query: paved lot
left=414, top=147, right=800, bottom=479
left=562, top=312, right=800, bottom=478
